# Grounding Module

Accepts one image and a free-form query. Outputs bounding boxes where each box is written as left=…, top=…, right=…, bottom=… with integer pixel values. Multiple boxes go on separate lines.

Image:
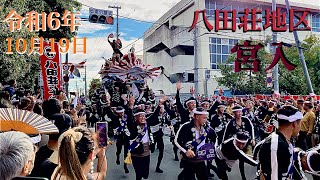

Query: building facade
left=143, top=0, right=320, bottom=96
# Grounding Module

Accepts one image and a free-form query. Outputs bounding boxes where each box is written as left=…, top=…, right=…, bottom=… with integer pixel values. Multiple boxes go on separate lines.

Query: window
left=205, top=0, right=215, bottom=19
left=312, top=14, right=320, bottom=32
left=209, top=37, right=238, bottom=70
left=205, top=0, right=235, bottom=19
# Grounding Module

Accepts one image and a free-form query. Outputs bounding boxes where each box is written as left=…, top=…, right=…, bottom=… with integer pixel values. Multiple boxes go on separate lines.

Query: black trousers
left=215, top=158, right=230, bottom=180
left=179, top=159, right=208, bottom=180
left=153, top=132, right=164, bottom=168
left=132, top=155, right=150, bottom=180
left=313, top=175, right=320, bottom=180
left=116, top=134, right=129, bottom=161
left=296, top=131, right=308, bottom=150
left=217, top=130, right=225, bottom=145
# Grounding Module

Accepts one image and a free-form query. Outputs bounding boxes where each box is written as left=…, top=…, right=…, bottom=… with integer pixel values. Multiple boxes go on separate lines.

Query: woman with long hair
left=51, top=126, right=107, bottom=180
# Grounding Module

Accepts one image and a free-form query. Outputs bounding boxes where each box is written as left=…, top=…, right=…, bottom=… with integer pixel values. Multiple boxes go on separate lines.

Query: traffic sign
left=267, top=77, right=272, bottom=87
left=267, top=77, right=272, bottom=83
left=89, top=7, right=114, bottom=24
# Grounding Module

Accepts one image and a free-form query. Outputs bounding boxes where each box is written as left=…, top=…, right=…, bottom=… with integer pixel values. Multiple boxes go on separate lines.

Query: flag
left=69, top=73, right=74, bottom=79
left=72, top=67, right=81, bottom=77
left=132, top=83, right=139, bottom=99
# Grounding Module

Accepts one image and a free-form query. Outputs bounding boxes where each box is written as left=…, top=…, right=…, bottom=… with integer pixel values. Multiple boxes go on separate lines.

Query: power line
left=109, top=0, right=195, bottom=51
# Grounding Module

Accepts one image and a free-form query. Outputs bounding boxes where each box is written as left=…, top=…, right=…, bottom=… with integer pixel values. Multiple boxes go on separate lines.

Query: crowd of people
left=1, top=78, right=320, bottom=180
left=0, top=80, right=107, bottom=180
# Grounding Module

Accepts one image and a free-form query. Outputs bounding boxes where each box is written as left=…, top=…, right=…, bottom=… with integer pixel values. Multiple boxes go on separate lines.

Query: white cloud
left=77, top=0, right=181, bottom=22
left=77, top=21, right=111, bottom=34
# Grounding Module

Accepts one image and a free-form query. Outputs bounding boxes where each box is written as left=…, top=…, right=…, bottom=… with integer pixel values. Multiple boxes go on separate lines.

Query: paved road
left=98, top=128, right=314, bottom=180
left=103, top=134, right=258, bottom=180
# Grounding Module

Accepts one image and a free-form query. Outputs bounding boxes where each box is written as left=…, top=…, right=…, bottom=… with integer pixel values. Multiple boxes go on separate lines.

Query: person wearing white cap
left=150, top=104, right=171, bottom=173
left=215, top=131, right=258, bottom=180
left=210, top=102, right=233, bottom=145
left=200, top=99, right=210, bottom=111
left=105, top=105, right=132, bottom=174
left=258, top=105, right=303, bottom=180
left=175, top=82, right=197, bottom=124
left=223, top=105, right=255, bottom=144
left=222, top=105, right=255, bottom=180
left=174, top=107, right=217, bottom=180
left=125, top=97, right=165, bottom=180
left=165, top=101, right=183, bottom=161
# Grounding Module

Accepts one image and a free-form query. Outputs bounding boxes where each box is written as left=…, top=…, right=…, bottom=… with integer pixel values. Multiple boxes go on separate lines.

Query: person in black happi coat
left=215, top=132, right=258, bottom=180
left=175, top=82, right=197, bottom=124
left=210, top=101, right=233, bottom=145
left=175, top=107, right=217, bottom=180
left=105, top=105, right=132, bottom=173
left=223, top=105, right=255, bottom=180
left=165, top=101, right=182, bottom=161
left=126, top=97, right=165, bottom=180
left=258, top=105, right=303, bottom=180
left=150, top=104, right=171, bottom=173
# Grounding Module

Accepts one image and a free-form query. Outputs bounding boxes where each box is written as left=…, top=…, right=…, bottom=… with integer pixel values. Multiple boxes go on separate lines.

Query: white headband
left=116, top=109, right=125, bottom=113
left=307, top=151, right=320, bottom=173
left=278, top=111, right=303, bottom=122
left=235, top=138, right=248, bottom=144
left=186, top=100, right=196, bottom=105
left=232, top=108, right=243, bottom=112
left=134, top=112, right=146, bottom=116
left=193, top=109, right=209, bottom=115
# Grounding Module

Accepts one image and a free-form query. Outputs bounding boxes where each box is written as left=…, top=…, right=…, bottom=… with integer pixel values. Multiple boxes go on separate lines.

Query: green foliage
left=0, top=0, right=81, bottom=89
left=279, top=35, right=320, bottom=95
left=216, top=40, right=273, bottom=95
left=216, top=35, right=320, bottom=95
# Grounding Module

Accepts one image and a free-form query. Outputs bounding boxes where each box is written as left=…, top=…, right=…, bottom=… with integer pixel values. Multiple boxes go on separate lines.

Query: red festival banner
left=40, top=42, right=61, bottom=100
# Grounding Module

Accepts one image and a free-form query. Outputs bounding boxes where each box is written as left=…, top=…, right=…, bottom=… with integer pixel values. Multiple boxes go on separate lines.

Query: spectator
left=26, top=96, right=36, bottom=112
left=87, top=104, right=100, bottom=128
left=2, top=79, right=16, bottom=98
left=30, top=98, right=73, bottom=179
left=0, top=91, right=12, bottom=108
left=0, top=131, right=36, bottom=180
left=296, top=101, right=316, bottom=150
left=33, top=103, right=43, bottom=115
left=54, top=89, right=66, bottom=106
left=18, top=97, right=31, bottom=110
left=51, top=127, right=107, bottom=180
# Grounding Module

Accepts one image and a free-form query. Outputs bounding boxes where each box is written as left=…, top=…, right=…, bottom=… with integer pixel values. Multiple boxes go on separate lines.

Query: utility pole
left=76, top=78, right=78, bottom=95
left=285, top=0, right=314, bottom=96
left=193, top=25, right=199, bottom=96
left=108, top=5, right=121, bottom=40
left=84, top=65, right=87, bottom=97
left=272, top=0, right=279, bottom=94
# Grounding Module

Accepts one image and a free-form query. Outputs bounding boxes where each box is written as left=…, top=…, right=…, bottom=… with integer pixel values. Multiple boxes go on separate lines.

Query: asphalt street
left=103, top=131, right=258, bottom=180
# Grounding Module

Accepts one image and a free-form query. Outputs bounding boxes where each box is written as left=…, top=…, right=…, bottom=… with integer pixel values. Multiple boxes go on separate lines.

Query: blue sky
left=77, top=8, right=152, bottom=40
left=67, top=0, right=180, bottom=93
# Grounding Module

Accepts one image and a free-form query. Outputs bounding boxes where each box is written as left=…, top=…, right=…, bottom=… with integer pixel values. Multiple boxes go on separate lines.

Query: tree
left=278, top=35, right=320, bottom=95
left=216, top=35, right=320, bottom=95
left=216, top=39, right=273, bottom=95
left=0, top=0, right=81, bottom=89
